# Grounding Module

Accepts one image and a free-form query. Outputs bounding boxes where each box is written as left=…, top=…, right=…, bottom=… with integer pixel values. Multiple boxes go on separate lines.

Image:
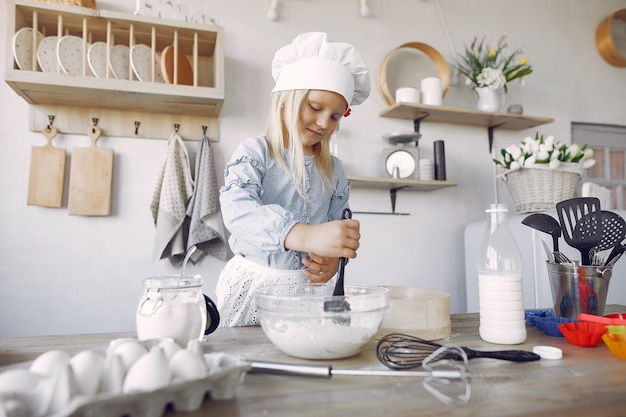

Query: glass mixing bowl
left=254, top=284, right=389, bottom=360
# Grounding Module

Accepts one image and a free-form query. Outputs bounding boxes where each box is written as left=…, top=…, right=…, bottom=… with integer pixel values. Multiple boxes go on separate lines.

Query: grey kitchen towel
left=150, top=131, right=194, bottom=262
left=186, top=134, right=230, bottom=262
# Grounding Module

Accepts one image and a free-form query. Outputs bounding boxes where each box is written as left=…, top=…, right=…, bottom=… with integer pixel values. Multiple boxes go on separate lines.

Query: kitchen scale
left=381, top=131, right=421, bottom=179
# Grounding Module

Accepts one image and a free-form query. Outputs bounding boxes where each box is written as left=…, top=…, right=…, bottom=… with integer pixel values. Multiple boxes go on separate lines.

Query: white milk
left=478, top=274, right=526, bottom=344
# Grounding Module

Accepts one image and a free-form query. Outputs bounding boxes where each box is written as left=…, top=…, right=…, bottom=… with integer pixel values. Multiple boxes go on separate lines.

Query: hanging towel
left=186, top=133, right=231, bottom=262
left=150, top=131, right=194, bottom=262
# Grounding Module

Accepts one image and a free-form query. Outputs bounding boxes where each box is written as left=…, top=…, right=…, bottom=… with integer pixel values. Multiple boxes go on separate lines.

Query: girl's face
left=298, top=90, right=347, bottom=155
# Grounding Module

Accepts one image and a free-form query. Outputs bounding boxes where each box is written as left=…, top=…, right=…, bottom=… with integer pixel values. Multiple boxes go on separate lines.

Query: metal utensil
left=606, top=243, right=626, bottom=266
left=248, top=345, right=474, bottom=406
left=541, top=240, right=555, bottom=263
left=323, top=208, right=352, bottom=323
left=180, top=245, right=197, bottom=278
left=376, top=333, right=540, bottom=370
left=247, top=358, right=468, bottom=379
left=556, top=197, right=601, bottom=265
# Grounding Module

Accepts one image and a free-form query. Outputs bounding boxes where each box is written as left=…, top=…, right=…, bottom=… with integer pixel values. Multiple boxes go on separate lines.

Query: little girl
left=216, top=32, right=371, bottom=326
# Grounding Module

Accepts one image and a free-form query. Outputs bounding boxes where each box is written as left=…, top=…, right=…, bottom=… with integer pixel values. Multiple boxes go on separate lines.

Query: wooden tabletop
left=2, top=306, right=626, bottom=416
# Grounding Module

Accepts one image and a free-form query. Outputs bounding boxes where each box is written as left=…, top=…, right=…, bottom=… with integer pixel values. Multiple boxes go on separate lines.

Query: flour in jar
left=261, top=316, right=380, bottom=360
left=136, top=292, right=206, bottom=346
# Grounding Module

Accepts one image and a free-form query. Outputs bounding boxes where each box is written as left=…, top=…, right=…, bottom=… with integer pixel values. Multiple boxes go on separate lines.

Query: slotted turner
left=323, top=208, right=352, bottom=325
left=556, top=197, right=601, bottom=265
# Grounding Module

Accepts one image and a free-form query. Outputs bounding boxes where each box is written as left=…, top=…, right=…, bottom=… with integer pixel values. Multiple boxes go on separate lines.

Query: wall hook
left=92, top=117, right=99, bottom=134
left=174, top=123, right=180, bottom=133
left=267, top=0, right=278, bottom=20
left=134, top=121, right=141, bottom=135
left=202, top=125, right=208, bottom=136
left=359, top=0, right=370, bottom=17
left=47, top=115, right=55, bottom=132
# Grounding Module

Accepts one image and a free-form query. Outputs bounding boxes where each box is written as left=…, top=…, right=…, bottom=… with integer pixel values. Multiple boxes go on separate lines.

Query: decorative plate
left=57, top=35, right=86, bottom=76
left=37, top=36, right=60, bottom=73
left=88, top=41, right=108, bottom=78
left=161, top=45, right=193, bottom=85
left=131, top=44, right=165, bottom=82
left=12, top=27, right=44, bottom=71
left=109, top=44, right=130, bottom=80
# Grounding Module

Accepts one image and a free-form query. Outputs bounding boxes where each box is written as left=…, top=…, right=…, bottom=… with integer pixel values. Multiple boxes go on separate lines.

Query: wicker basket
left=501, top=164, right=582, bottom=213
left=34, top=0, right=96, bottom=8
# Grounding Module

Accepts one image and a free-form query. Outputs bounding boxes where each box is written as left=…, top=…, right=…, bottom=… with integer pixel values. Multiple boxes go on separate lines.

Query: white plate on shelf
left=130, top=44, right=164, bottom=82
left=109, top=44, right=130, bottom=80
left=88, top=41, right=108, bottom=78
left=37, top=36, right=59, bottom=73
left=57, top=35, right=87, bottom=76
left=13, top=27, right=44, bottom=70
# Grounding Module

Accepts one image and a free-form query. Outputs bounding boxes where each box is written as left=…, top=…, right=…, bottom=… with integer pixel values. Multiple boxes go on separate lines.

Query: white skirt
left=215, top=256, right=307, bottom=327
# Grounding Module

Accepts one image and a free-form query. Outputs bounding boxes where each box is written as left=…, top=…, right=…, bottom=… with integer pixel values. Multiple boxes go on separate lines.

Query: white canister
left=420, top=77, right=443, bottom=106
left=395, top=86, right=420, bottom=104
left=136, top=275, right=208, bottom=346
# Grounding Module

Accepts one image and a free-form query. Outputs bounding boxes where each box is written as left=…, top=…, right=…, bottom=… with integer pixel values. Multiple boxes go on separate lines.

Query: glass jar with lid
left=136, top=275, right=219, bottom=346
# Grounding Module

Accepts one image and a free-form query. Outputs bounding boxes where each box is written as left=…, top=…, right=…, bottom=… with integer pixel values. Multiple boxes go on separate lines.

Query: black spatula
left=323, top=208, right=352, bottom=325
left=556, top=197, right=601, bottom=265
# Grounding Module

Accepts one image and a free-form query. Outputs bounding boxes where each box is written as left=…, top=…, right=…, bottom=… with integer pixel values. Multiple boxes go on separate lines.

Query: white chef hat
left=271, top=32, right=371, bottom=107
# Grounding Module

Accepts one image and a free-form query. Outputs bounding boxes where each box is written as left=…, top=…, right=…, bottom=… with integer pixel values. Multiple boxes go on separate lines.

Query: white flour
left=261, top=316, right=381, bottom=359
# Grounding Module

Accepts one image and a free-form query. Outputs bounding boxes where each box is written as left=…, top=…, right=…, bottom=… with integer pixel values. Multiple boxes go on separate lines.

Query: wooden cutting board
left=27, top=125, right=66, bottom=208
left=161, top=45, right=193, bottom=86
left=68, top=126, right=114, bottom=216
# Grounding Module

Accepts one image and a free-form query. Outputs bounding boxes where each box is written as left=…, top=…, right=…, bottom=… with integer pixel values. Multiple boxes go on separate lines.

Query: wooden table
left=2, top=306, right=626, bottom=417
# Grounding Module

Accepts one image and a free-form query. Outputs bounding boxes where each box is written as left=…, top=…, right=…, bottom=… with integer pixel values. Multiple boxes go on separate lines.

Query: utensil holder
left=546, top=261, right=612, bottom=318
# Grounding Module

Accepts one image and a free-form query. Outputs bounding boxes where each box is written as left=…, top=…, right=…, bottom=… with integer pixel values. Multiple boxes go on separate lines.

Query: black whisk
left=376, top=333, right=540, bottom=370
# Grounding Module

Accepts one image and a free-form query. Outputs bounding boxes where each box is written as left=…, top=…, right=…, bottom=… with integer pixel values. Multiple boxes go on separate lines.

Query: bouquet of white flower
left=494, top=132, right=595, bottom=172
left=496, top=133, right=596, bottom=213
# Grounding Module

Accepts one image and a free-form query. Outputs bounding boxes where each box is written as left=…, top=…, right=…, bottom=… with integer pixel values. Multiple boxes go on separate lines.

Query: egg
left=70, top=349, right=105, bottom=396
left=169, top=349, right=207, bottom=382
left=46, top=363, right=81, bottom=415
left=158, top=338, right=182, bottom=360
left=186, top=339, right=203, bottom=356
left=106, top=337, right=138, bottom=356
left=30, top=350, right=71, bottom=376
left=100, top=353, right=125, bottom=395
left=112, top=340, right=147, bottom=372
left=0, top=368, right=44, bottom=392
left=122, top=347, right=171, bottom=393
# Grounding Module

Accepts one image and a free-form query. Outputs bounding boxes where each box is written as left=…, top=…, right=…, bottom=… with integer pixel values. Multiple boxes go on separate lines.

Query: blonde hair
left=264, top=89, right=336, bottom=198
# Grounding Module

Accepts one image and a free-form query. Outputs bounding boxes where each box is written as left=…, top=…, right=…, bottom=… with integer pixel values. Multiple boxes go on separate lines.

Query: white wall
left=1, top=0, right=625, bottom=336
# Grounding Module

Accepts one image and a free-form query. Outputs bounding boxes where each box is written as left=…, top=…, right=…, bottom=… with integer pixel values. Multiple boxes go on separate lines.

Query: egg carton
left=0, top=343, right=250, bottom=417
left=49, top=356, right=249, bottom=417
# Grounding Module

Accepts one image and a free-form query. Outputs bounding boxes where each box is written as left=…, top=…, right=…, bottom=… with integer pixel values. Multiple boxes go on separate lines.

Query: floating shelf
left=348, top=176, right=457, bottom=215
left=380, top=102, right=554, bottom=152
left=380, top=102, right=554, bottom=130
left=348, top=176, right=457, bottom=191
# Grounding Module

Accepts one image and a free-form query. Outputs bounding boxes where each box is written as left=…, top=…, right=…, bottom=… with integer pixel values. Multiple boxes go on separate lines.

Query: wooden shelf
left=5, top=0, right=225, bottom=139
left=380, top=102, right=554, bottom=130
left=348, top=176, right=457, bottom=191
left=348, top=176, right=457, bottom=215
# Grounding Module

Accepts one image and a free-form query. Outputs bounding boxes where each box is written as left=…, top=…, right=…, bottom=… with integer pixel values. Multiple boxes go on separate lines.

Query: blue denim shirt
left=219, top=136, right=351, bottom=270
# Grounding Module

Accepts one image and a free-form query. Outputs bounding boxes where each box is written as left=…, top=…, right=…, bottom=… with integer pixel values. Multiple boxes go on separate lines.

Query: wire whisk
left=376, top=333, right=540, bottom=370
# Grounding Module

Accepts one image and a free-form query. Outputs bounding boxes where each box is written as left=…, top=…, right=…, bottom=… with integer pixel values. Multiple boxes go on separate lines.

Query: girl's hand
left=284, top=219, right=361, bottom=259
left=302, top=254, right=339, bottom=283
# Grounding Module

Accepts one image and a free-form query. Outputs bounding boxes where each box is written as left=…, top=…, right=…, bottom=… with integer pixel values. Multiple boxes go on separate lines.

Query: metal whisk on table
left=376, top=333, right=540, bottom=370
